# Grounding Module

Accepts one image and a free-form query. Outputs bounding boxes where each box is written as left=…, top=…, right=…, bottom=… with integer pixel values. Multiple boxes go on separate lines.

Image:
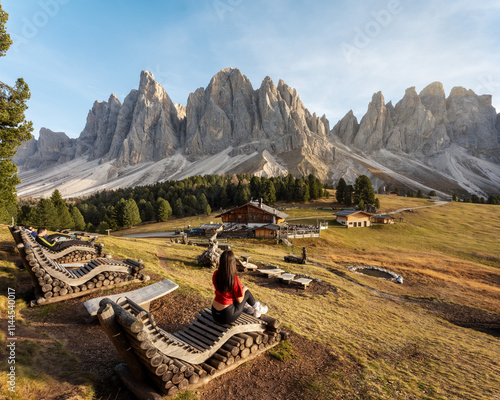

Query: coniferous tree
left=263, top=180, right=276, bottom=205
left=293, top=178, right=304, bottom=202
left=336, top=178, right=347, bottom=204
left=416, top=189, right=424, bottom=198
left=234, top=185, right=251, bottom=206
left=97, top=220, right=110, bottom=234
left=122, top=198, right=141, bottom=227
left=77, top=203, right=100, bottom=226
left=197, top=193, right=211, bottom=216
left=344, top=185, right=353, bottom=206
left=230, top=174, right=239, bottom=186
left=138, top=199, right=155, bottom=222
left=302, top=182, right=310, bottom=202
left=173, top=198, right=184, bottom=217
left=308, top=174, right=322, bottom=200
left=219, top=186, right=229, bottom=209
left=285, top=174, right=295, bottom=202
left=183, top=194, right=198, bottom=216
left=113, top=199, right=126, bottom=226
left=51, top=190, right=74, bottom=229
left=0, top=5, right=33, bottom=223
left=157, top=198, right=172, bottom=221
left=71, top=207, right=86, bottom=231
left=250, top=176, right=262, bottom=198
left=34, top=199, right=58, bottom=230
left=17, top=204, right=34, bottom=226
left=354, top=175, right=376, bottom=205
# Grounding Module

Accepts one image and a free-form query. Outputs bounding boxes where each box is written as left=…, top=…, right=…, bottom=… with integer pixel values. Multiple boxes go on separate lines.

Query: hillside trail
left=386, top=200, right=449, bottom=215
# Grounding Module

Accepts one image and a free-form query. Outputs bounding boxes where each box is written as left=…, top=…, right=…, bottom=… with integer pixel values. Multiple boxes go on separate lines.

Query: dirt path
left=386, top=201, right=449, bottom=215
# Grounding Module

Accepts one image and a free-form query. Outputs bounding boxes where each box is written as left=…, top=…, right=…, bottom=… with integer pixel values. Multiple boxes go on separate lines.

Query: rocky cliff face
left=184, top=68, right=332, bottom=172
left=77, top=94, right=122, bottom=160
left=332, top=82, right=500, bottom=163
left=14, top=128, right=76, bottom=170
left=328, top=81, right=500, bottom=196
left=13, top=70, right=500, bottom=198
left=15, top=68, right=333, bottom=182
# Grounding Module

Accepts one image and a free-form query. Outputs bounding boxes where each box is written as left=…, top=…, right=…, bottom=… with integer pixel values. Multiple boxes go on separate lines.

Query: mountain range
left=14, top=68, right=500, bottom=198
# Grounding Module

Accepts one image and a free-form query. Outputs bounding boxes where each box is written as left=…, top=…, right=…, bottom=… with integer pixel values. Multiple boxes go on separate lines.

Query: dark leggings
left=212, top=290, right=256, bottom=325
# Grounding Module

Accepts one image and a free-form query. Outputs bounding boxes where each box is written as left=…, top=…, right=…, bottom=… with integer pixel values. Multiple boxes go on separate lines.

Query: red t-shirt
left=212, top=271, right=244, bottom=305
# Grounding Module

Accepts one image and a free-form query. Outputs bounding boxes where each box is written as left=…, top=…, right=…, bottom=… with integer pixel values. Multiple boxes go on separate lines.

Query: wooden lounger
left=16, top=239, right=149, bottom=306
left=9, top=226, right=103, bottom=263
left=98, top=297, right=284, bottom=398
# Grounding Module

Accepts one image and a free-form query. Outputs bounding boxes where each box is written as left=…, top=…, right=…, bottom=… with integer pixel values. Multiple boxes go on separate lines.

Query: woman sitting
left=212, top=250, right=268, bottom=324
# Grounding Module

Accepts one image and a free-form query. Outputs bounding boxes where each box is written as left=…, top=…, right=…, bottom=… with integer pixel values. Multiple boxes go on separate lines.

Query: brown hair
left=215, top=250, right=237, bottom=293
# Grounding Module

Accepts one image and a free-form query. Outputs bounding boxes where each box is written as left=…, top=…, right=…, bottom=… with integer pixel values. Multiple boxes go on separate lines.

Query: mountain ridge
left=14, top=69, right=500, bottom=198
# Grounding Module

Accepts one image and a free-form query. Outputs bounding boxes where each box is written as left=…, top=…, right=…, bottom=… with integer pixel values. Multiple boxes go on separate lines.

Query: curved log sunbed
left=13, top=235, right=149, bottom=306
left=9, top=226, right=104, bottom=263
left=98, top=297, right=285, bottom=398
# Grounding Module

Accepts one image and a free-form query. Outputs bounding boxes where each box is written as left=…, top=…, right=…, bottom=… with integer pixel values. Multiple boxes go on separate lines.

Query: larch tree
left=0, top=4, right=33, bottom=223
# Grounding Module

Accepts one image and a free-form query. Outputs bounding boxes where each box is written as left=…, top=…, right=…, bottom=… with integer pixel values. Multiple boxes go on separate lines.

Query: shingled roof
left=216, top=200, right=289, bottom=219
left=334, top=209, right=372, bottom=217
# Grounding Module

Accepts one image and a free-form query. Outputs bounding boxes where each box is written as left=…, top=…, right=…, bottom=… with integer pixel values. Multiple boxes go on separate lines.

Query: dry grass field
left=1, top=195, right=499, bottom=399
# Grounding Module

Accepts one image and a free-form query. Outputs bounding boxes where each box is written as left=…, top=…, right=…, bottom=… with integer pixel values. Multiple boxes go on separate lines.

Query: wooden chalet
left=334, top=210, right=372, bottom=228
left=216, top=199, right=288, bottom=228
left=254, top=224, right=282, bottom=239
left=372, top=215, right=395, bottom=224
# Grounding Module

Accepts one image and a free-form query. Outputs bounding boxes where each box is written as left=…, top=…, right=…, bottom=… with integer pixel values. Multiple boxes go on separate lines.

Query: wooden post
left=100, top=298, right=144, bottom=333
left=113, top=363, right=163, bottom=400
left=97, top=303, right=147, bottom=383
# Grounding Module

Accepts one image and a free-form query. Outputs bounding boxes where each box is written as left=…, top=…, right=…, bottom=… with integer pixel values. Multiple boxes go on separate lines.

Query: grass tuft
left=269, top=340, right=298, bottom=362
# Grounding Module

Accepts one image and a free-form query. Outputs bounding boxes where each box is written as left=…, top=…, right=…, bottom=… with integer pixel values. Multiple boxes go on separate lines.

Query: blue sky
left=2, top=0, right=500, bottom=138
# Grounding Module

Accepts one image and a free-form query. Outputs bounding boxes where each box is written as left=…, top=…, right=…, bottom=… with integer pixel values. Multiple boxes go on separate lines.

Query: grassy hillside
left=0, top=196, right=499, bottom=399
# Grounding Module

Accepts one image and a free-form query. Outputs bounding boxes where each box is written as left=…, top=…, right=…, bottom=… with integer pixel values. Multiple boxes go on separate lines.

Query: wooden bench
left=9, top=226, right=103, bottom=264
left=257, top=268, right=285, bottom=277
left=291, top=277, right=313, bottom=289
left=97, top=297, right=284, bottom=398
left=15, top=239, right=149, bottom=306
left=240, top=254, right=251, bottom=263
left=276, top=273, right=296, bottom=284
left=83, top=279, right=179, bottom=316
left=236, top=255, right=259, bottom=272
